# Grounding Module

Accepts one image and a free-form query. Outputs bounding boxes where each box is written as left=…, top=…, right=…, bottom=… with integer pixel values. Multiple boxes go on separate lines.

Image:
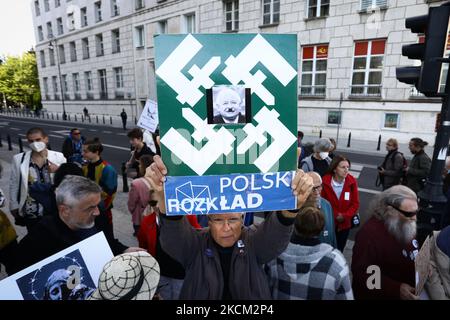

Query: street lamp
left=48, top=38, right=67, bottom=120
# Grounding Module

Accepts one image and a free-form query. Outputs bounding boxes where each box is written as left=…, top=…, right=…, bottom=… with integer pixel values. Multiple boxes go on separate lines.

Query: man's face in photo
left=216, top=88, right=242, bottom=121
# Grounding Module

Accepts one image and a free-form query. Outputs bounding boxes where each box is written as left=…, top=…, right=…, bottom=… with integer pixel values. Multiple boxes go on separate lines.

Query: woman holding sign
left=321, top=155, right=360, bottom=253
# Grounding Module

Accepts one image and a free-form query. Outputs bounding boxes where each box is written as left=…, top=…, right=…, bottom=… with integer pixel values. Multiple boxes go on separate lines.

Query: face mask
left=319, top=152, right=329, bottom=160
left=29, top=141, right=47, bottom=153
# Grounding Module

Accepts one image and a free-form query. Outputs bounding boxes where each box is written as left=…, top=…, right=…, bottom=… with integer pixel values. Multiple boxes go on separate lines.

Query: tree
left=0, top=52, right=41, bottom=110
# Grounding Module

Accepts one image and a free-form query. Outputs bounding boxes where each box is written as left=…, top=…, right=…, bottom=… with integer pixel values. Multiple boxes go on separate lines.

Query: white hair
left=55, top=175, right=102, bottom=206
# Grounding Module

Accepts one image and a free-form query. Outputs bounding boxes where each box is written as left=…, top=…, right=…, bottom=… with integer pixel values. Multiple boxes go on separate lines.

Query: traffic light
left=396, top=3, right=450, bottom=97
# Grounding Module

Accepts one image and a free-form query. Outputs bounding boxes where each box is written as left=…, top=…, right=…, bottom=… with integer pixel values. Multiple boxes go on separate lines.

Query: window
left=85, top=71, right=93, bottom=91
left=49, top=47, right=55, bottom=65
left=55, top=0, right=61, bottom=8
left=67, top=12, right=75, bottom=30
left=82, top=38, right=90, bottom=59
left=98, top=69, right=108, bottom=99
left=81, top=7, right=88, bottom=27
left=262, top=0, right=280, bottom=25
left=327, top=110, right=342, bottom=125
left=96, top=33, right=104, bottom=56
left=361, top=0, right=387, bottom=11
left=37, top=26, right=44, bottom=42
left=43, top=77, right=49, bottom=99
left=351, top=39, right=385, bottom=96
left=384, top=113, right=399, bottom=129
left=95, top=1, right=102, bottom=22
left=135, top=0, right=145, bottom=10
left=111, top=0, right=120, bottom=16
left=62, top=74, right=68, bottom=93
left=157, top=20, right=168, bottom=34
left=70, top=41, right=77, bottom=62
left=308, top=0, right=330, bottom=18
left=57, top=18, right=64, bottom=35
left=44, top=0, right=50, bottom=12
left=135, top=26, right=144, bottom=48
left=112, top=29, right=120, bottom=53
left=224, top=0, right=239, bottom=31
left=114, top=67, right=123, bottom=88
left=58, top=44, right=66, bottom=64
left=73, top=73, right=80, bottom=99
left=46, top=22, right=53, bottom=39
left=52, top=76, right=59, bottom=99
left=40, top=51, right=46, bottom=68
left=35, top=1, right=40, bottom=16
left=184, top=14, right=195, bottom=33
left=300, top=45, right=328, bottom=96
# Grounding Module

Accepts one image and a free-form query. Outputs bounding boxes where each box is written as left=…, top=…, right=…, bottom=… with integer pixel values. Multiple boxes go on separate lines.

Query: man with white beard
left=351, top=185, right=419, bottom=300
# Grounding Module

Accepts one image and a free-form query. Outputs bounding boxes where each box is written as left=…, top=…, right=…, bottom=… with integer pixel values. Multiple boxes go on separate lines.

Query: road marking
left=48, top=134, right=64, bottom=139
left=359, top=187, right=381, bottom=195
left=117, top=133, right=127, bottom=136
left=10, top=127, right=20, bottom=131
left=18, top=134, right=26, bottom=137
left=0, top=117, right=87, bottom=130
left=353, top=162, right=378, bottom=170
left=349, top=171, right=360, bottom=179
left=89, top=129, right=97, bottom=132
left=102, top=143, right=131, bottom=151
left=103, top=131, right=112, bottom=134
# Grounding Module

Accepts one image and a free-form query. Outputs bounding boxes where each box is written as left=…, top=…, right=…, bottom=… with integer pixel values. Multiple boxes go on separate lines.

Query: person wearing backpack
left=406, top=137, right=431, bottom=194
left=378, top=138, right=407, bottom=190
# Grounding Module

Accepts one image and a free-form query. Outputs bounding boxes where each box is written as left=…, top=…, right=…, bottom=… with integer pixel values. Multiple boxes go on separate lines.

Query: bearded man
left=351, top=185, right=419, bottom=300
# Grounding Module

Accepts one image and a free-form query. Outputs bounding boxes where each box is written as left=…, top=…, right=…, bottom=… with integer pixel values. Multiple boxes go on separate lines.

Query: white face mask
left=319, top=152, right=329, bottom=160
left=29, top=141, right=47, bottom=153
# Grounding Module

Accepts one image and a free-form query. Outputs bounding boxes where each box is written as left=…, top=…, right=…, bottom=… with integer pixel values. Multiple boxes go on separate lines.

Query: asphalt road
left=0, top=114, right=387, bottom=241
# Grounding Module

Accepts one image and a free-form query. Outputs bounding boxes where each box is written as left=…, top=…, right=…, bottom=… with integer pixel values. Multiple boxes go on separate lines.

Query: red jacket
left=321, top=173, right=360, bottom=231
left=137, top=212, right=201, bottom=257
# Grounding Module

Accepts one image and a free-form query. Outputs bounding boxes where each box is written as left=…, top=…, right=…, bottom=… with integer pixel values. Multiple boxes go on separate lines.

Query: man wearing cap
left=351, top=185, right=419, bottom=300
left=145, top=155, right=313, bottom=300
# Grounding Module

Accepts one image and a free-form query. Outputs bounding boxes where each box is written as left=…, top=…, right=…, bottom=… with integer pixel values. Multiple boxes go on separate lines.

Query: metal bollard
left=376, top=134, right=382, bottom=151
left=134, top=117, right=137, bottom=125
left=7, top=134, right=12, bottom=151
left=18, top=138, right=23, bottom=153
left=121, top=162, right=129, bottom=193
left=0, top=134, right=2, bottom=148
left=319, top=130, right=322, bottom=138
left=47, top=113, right=49, bottom=119
left=103, top=115, right=105, bottom=124
left=347, top=132, right=351, bottom=148
left=110, top=116, right=112, bottom=125
left=89, top=115, right=91, bottom=123
left=81, top=115, right=84, bottom=122
left=75, top=114, right=77, bottom=122
left=57, top=113, right=59, bottom=120
left=96, top=115, right=99, bottom=123
left=68, top=114, right=71, bottom=121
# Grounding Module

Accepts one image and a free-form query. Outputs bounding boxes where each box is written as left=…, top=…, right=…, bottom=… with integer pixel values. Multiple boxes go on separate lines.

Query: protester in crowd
left=0, top=187, right=18, bottom=275
left=406, top=137, right=431, bottom=194
left=145, top=155, right=313, bottom=299
left=9, top=127, right=66, bottom=231
left=300, top=138, right=333, bottom=177
left=425, top=225, right=450, bottom=300
left=297, top=131, right=306, bottom=163
left=302, top=172, right=337, bottom=247
left=137, top=200, right=201, bottom=300
left=11, top=176, right=143, bottom=274
left=266, top=207, right=353, bottom=300
left=128, top=155, right=155, bottom=236
left=378, top=138, right=406, bottom=191
left=83, top=107, right=89, bottom=118
left=82, top=138, right=117, bottom=225
left=120, top=109, right=128, bottom=130
left=126, top=128, right=155, bottom=179
left=321, top=155, right=359, bottom=252
left=62, top=128, right=85, bottom=165
left=352, top=185, right=419, bottom=300
left=328, top=138, right=337, bottom=159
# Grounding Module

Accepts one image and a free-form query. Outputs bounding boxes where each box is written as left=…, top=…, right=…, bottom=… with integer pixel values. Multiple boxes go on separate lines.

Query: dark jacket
left=380, top=150, right=405, bottom=190
left=62, top=135, right=85, bottom=164
left=159, top=212, right=294, bottom=300
left=12, top=212, right=127, bottom=273
left=406, top=150, right=431, bottom=193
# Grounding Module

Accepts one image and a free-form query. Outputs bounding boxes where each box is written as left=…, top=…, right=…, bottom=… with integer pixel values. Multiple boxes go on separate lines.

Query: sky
left=0, top=0, right=36, bottom=57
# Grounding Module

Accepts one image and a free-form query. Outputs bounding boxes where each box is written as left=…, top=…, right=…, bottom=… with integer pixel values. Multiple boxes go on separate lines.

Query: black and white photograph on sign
left=16, top=249, right=96, bottom=300
left=207, top=85, right=251, bottom=125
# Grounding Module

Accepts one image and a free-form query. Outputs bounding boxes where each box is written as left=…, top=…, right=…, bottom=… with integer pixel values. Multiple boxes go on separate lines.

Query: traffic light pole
left=417, top=61, right=450, bottom=243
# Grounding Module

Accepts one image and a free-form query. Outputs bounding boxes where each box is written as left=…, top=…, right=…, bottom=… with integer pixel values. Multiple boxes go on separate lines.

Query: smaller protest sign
left=164, top=171, right=297, bottom=215
left=415, top=235, right=431, bottom=296
left=0, top=232, right=113, bottom=300
left=138, top=99, right=159, bottom=133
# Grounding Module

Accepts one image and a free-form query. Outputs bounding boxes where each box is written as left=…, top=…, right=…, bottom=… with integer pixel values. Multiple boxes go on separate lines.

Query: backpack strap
left=17, top=152, right=27, bottom=204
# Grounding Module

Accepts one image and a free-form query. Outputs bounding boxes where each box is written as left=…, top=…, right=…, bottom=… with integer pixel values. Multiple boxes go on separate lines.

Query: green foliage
left=0, top=52, right=41, bottom=110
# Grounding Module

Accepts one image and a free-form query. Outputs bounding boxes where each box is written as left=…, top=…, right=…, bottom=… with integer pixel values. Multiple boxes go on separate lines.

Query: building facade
left=31, top=0, right=447, bottom=144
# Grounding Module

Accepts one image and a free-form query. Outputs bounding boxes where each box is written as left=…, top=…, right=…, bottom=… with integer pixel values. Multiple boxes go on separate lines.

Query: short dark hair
left=326, top=154, right=351, bottom=176
left=70, top=128, right=80, bottom=134
left=127, top=128, right=143, bottom=140
left=294, top=207, right=325, bottom=238
left=297, top=131, right=304, bottom=139
left=84, top=137, right=103, bottom=155
left=410, top=137, right=428, bottom=149
left=53, top=163, right=83, bottom=188
left=26, top=127, right=47, bottom=137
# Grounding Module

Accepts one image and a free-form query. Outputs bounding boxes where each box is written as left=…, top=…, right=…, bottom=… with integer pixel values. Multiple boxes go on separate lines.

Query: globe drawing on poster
left=154, top=34, right=298, bottom=215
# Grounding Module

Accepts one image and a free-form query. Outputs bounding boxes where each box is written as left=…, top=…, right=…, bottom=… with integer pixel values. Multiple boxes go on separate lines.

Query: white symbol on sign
left=237, top=106, right=297, bottom=173
left=160, top=108, right=236, bottom=175
left=222, top=34, right=297, bottom=106
left=175, top=181, right=212, bottom=215
left=155, top=34, right=221, bottom=107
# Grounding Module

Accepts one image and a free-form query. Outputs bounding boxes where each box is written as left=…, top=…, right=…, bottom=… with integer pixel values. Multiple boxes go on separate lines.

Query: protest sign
left=138, top=99, right=159, bottom=133
left=155, top=34, right=298, bottom=215
left=0, top=232, right=113, bottom=300
left=415, top=235, right=431, bottom=296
